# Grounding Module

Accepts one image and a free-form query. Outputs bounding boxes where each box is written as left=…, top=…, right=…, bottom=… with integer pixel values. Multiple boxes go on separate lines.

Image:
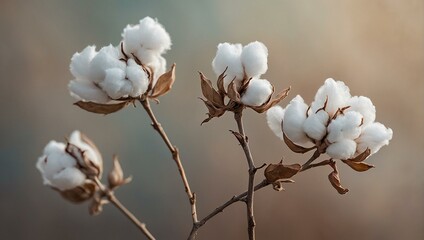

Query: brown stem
left=300, top=149, right=321, bottom=171
left=140, top=99, right=198, bottom=224
left=188, top=180, right=270, bottom=239
left=234, top=111, right=257, bottom=240
left=93, top=178, right=155, bottom=240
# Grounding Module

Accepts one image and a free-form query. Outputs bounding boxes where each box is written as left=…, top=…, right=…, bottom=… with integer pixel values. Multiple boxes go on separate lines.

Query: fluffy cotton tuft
left=311, top=78, right=351, bottom=116
left=68, top=79, right=110, bottom=103
left=122, top=17, right=171, bottom=56
left=346, top=96, right=376, bottom=126
left=326, top=139, right=357, bottom=160
left=327, top=111, right=363, bottom=143
left=126, top=59, right=149, bottom=97
left=241, top=41, right=268, bottom=78
left=266, top=106, right=285, bottom=140
left=212, top=43, right=244, bottom=89
left=303, top=110, right=329, bottom=141
left=70, top=45, right=97, bottom=79
left=68, top=131, right=102, bottom=168
left=36, top=141, right=86, bottom=191
left=356, top=122, right=393, bottom=154
left=282, top=95, right=311, bottom=146
left=240, top=78, right=273, bottom=106
left=89, top=45, right=126, bottom=83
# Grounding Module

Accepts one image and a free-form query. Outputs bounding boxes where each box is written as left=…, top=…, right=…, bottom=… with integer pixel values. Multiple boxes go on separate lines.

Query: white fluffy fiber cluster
left=267, top=78, right=393, bottom=160
left=36, top=131, right=101, bottom=191
left=69, top=17, right=171, bottom=103
left=212, top=41, right=272, bottom=106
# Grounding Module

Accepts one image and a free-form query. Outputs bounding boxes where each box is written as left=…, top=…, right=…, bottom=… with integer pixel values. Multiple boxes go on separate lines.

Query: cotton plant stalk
left=36, top=16, right=393, bottom=240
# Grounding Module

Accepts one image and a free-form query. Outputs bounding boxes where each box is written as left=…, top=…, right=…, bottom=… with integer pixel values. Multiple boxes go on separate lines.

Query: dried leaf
left=199, top=98, right=226, bottom=125
left=227, top=80, right=240, bottom=102
left=328, top=163, right=349, bottom=194
left=150, top=63, right=176, bottom=98
left=272, top=182, right=285, bottom=191
left=283, top=132, right=315, bottom=154
left=348, top=149, right=371, bottom=162
left=264, top=163, right=301, bottom=183
left=60, top=181, right=97, bottom=203
left=216, top=68, right=228, bottom=95
left=251, top=87, right=291, bottom=113
left=89, top=195, right=109, bottom=216
left=199, top=72, right=224, bottom=107
left=74, top=101, right=129, bottom=114
left=80, top=133, right=103, bottom=175
left=341, top=160, right=374, bottom=172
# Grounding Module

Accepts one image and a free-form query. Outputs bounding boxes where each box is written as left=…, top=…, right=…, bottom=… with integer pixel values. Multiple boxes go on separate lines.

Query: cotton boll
left=311, top=78, right=351, bottom=116
left=303, top=110, right=329, bottom=141
left=240, top=78, right=273, bottom=106
left=347, top=96, right=376, bottom=126
left=126, top=59, right=149, bottom=97
left=138, top=17, right=171, bottom=53
left=356, top=122, right=393, bottom=154
left=70, top=45, right=97, bottom=79
left=282, top=95, right=311, bottom=146
left=89, top=45, right=126, bottom=83
left=69, top=131, right=102, bottom=168
left=50, top=168, right=87, bottom=191
left=212, top=43, right=244, bottom=90
left=99, top=68, right=132, bottom=99
left=136, top=48, right=160, bottom=65
left=326, top=139, right=357, bottom=160
left=241, top=41, right=268, bottom=78
left=327, top=111, right=362, bottom=143
left=149, top=56, right=167, bottom=87
left=266, top=106, right=285, bottom=140
left=68, top=79, right=110, bottom=103
left=122, top=24, right=141, bottom=54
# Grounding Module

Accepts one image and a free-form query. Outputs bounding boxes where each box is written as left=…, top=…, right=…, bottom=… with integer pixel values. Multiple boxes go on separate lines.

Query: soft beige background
left=1, top=0, right=423, bottom=239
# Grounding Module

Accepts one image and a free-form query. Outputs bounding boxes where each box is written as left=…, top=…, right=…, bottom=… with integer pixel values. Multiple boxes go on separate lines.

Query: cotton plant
left=36, top=16, right=393, bottom=240
left=266, top=78, right=393, bottom=193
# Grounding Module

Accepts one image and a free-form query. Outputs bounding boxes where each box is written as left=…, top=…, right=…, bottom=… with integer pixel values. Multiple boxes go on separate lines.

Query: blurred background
left=1, top=0, right=423, bottom=239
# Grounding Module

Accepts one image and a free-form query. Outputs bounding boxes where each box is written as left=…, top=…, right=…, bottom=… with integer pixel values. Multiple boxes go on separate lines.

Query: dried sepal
left=271, top=179, right=295, bottom=191
left=199, top=98, right=226, bottom=125
left=60, top=180, right=97, bottom=203
left=229, top=130, right=245, bottom=144
left=108, top=155, right=132, bottom=190
left=80, top=133, right=103, bottom=176
left=89, top=194, right=109, bottom=216
left=264, top=163, right=301, bottom=183
left=341, top=160, right=374, bottom=172
left=216, top=68, right=228, bottom=95
left=328, top=162, right=349, bottom=194
left=283, top=132, right=315, bottom=154
left=74, top=101, right=130, bottom=115
left=199, top=72, right=224, bottom=107
left=250, top=87, right=290, bottom=113
left=150, top=63, right=176, bottom=98
left=65, top=143, right=101, bottom=177
left=227, top=80, right=241, bottom=102
left=348, top=148, right=371, bottom=162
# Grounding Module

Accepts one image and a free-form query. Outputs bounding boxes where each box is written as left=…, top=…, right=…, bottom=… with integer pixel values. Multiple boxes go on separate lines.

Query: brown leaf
left=80, top=133, right=103, bottom=176
left=227, top=80, right=240, bottom=102
left=283, top=132, right=315, bottom=154
left=60, top=181, right=97, bottom=203
left=348, top=149, right=371, bottom=162
left=150, top=63, right=176, bottom=98
left=199, top=98, right=226, bottom=125
left=251, top=87, right=291, bottom=113
left=74, top=101, right=129, bottom=114
left=199, top=72, right=224, bottom=107
left=264, top=163, right=301, bottom=183
left=328, top=163, right=349, bottom=194
left=216, top=68, right=228, bottom=95
left=342, top=160, right=374, bottom=172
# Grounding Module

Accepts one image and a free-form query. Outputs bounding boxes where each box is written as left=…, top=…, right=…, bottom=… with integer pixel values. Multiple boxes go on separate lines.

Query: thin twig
left=140, top=99, right=198, bottom=224
left=188, top=180, right=270, bottom=239
left=234, top=110, right=257, bottom=240
left=93, top=178, right=155, bottom=240
left=300, top=149, right=321, bottom=171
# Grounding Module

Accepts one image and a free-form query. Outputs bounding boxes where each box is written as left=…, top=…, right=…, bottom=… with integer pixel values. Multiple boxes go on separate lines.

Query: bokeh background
left=1, top=0, right=423, bottom=239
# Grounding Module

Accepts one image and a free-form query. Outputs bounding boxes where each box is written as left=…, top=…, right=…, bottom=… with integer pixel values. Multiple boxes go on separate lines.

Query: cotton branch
left=140, top=99, right=198, bottom=224
left=93, top=178, right=155, bottom=240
